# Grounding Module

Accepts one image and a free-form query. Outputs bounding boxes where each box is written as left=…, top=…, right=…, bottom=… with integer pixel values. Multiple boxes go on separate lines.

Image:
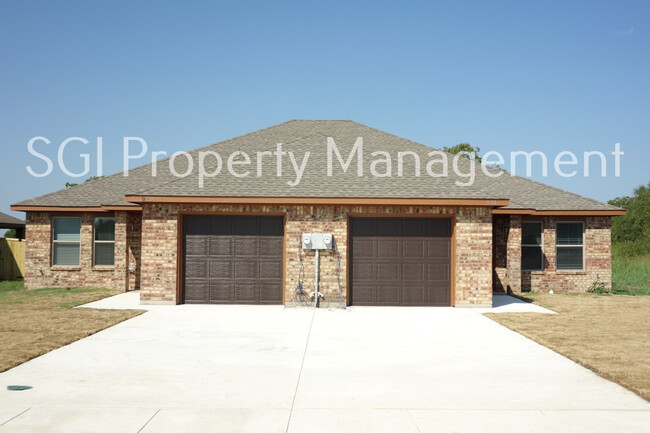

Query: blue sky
left=1, top=0, right=649, bottom=223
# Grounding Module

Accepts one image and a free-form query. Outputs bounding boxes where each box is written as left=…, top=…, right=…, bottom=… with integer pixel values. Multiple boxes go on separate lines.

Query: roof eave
left=11, top=204, right=143, bottom=212
left=493, top=208, right=626, bottom=216
left=124, top=195, right=510, bottom=207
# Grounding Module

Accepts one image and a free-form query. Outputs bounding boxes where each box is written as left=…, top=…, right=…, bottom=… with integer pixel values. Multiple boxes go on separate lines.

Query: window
left=522, top=221, right=543, bottom=271
left=556, top=222, right=584, bottom=270
left=52, top=217, right=81, bottom=266
left=94, top=217, right=115, bottom=266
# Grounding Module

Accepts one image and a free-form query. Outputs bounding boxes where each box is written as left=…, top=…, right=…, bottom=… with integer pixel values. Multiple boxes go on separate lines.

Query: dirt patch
left=0, top=281, right=142, bottom=373
left=486, top=293, right=650, bottom=401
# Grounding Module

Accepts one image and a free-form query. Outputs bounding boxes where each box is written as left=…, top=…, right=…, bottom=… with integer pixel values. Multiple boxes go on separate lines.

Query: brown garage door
left=350, top=217, right=452, bottom=306
left=182, top=215, right=284, bottom=304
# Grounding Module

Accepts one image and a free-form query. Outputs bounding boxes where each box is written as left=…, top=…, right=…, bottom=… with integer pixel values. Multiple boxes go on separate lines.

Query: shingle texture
left=0, top=211, right=25, bottom=227
left=13, top=120, right=621, bottom=211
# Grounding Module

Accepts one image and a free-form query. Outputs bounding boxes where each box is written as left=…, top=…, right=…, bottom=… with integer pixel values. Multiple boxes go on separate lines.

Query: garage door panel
left=207, top=216, right=233, bottom=235
left=235, top=238, right=258, bottom=256
left=260, top=261, right=282, bottom=279
left=401, top=285, right=425, bottom=305
left=351, top=217, right=451, bottom=306
left=353, top=239, right=375, bottom=258
left=352, top=218, right=377, bottom=236
left=427, top=286, right=450, bottom=305
left=209, top=260, right=232, bottom=279
left=403, top=240, right=425, bottom=258
left=184, top=216, right=207, bottom=235
left=234, top=216, right=258, bottom=235
left=210, top=282, right=234, bottom=303
left=377, top=218, right=402, bottom=236
left=376, top=285, right=400, bottom=304
left=260, top=284, right=282, bottom=303
left=353, top=262, right=375, bottom=280
left=259, top=217, right=283, bottom=235
left=428, top=263, right=449, bottom=281
left=403, top=218, right=426, bottom=236
left=352, top=285, right=374, bottom=304
left=209, top=237, right=232, bottom=256
left=403, top=263, right=425, bottom=282
left=260, top=238, right=282, bottom=256
left=428, top=239, right=450, bottom=258
left=183, top=215, right=283, bottom=304
left=377, top=262, right=400, bottom=282
left=186, top=237, right=208, bottom=256
left=377, top=240, right=399, bottom=258
left=234, top=261, right=258, bottom=279
left=428, top=219, right=451, bottom=237
left=234, top=283, right=257, bottom=302
left=186, top=259, right=208, bottom=279
left=185, top=280, right=208, bottom=303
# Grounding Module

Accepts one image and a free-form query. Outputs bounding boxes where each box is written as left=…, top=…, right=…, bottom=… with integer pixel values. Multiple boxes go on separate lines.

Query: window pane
left=94, top=243, right=115, bottom=266
left=557, top=222, right=583, bottom=245
left=522, top=222, right=542, bottom=245
left=53, top=218, right=81, bottom=241
left=557, top=247, right=583, bottom=270
left=522, top=246, right=543, bottom=270
left=95, top=218, right=115, bottom=241
left=53, top=243, right=80, bottom=266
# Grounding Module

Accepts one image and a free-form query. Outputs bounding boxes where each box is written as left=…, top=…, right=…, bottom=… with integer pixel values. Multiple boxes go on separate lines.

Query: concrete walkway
left=0, top=296, right=647, bottom=432
left=78, top=291, right=557, bottom=314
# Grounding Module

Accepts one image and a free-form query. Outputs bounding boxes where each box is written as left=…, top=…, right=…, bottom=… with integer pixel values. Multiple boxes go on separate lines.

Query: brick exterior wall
left=127, top=212, right=142, bottom=290
left=136, top=204, right=494, bottom=307
left=25, top=207, right=613, bottom=302
left=492, top=214, right=508, bottom=293
left=454, top=207, right=493, bottom=307
left=492, top=215, right=612, bottom=293
left=506, top=215, right=522, bottom=293
left=23, top=211, right=134, bottom=290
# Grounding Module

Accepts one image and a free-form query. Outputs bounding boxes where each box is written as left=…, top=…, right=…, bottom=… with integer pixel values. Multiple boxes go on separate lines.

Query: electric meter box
left=302, top=233, right=333, bottom=250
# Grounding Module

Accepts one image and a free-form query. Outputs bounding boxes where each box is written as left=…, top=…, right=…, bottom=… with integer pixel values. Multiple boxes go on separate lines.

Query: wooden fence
left=0, top=238, right=25, bottom=280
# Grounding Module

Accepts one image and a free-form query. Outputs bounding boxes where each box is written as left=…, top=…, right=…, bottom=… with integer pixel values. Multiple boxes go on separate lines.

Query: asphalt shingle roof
left=0, top=211, right=25, bottom=228
left=13, top=120, right=621, bottom=212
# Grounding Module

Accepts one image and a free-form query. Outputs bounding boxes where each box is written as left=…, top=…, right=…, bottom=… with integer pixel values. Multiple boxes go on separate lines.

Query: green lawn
left=612, top=254, right=650, bottom=295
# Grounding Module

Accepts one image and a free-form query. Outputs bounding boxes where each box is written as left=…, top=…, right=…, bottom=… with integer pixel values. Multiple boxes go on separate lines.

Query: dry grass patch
left=486, top=292, right=650, bottom=401
left=0, top=280, right=142, bottom=373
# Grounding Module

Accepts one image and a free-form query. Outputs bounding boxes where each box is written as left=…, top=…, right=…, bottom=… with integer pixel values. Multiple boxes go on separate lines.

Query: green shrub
left=587, top=279, right=610, bottom=294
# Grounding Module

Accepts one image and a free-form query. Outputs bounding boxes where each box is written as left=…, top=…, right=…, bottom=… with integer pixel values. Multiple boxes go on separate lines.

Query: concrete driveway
left=0, top=300, right=649, bottom=432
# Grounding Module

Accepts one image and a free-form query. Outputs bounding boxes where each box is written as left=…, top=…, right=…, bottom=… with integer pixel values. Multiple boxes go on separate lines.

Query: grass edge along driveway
left=0, top=280, right=142, bottom=373
left=486, top=292, right=650, bottom=402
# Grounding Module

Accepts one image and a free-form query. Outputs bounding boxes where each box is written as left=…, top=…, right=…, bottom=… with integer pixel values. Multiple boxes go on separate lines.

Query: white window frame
left=93, top=217, right=115, bottom=267
left=52, top=217, right=81, bottom=267
left=556, top=221, right=585, bottom=271
left=521, top=221, right=544, bottom=271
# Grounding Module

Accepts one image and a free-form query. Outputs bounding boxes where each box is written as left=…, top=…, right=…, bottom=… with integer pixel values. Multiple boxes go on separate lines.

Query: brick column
left=506, top=215, right=522, bottom=293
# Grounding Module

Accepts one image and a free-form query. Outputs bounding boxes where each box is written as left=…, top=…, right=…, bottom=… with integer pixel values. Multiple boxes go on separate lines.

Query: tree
left=609, top=181, right=650, bottom=255
left=442, top=143, right=482, bottom=163
left=4, top=229, right=17, bottom=238
left=65, top=176, right=104, bottom=188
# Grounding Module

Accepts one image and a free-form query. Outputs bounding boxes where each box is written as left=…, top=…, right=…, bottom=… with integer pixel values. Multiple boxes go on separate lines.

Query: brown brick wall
left=492, top=214, right=508, bottom=292
left=137, top=204, right=494, bottom=307
left=506, top=215, right=522, bottom=292
left=26, top=207, right=613, bottom=302
left=493, top=215, right=612, bottom=293
left=23, top=211, right=132, bottom=290
left=454, top=207, right=493, bottom=306
left=127, top=213, right=142, bottom=290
